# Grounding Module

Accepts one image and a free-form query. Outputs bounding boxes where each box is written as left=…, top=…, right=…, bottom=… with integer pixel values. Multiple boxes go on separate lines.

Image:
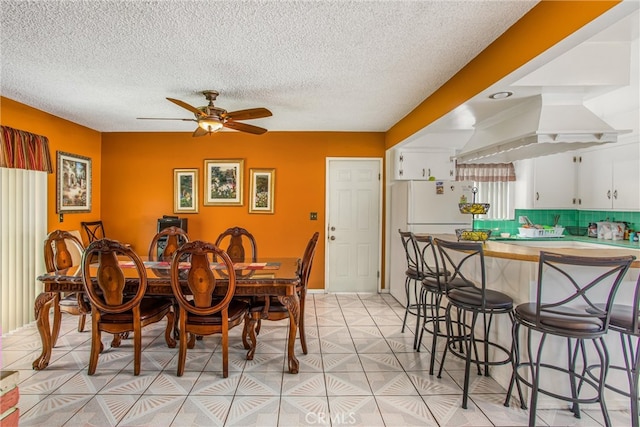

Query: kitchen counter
left=428, top=234, right=640, bottom=267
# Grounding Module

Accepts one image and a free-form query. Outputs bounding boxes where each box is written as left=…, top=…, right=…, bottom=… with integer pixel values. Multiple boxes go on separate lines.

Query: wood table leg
left=278, top=293, right=300, bottom=374
left=33, top=292, right=56, bottom=370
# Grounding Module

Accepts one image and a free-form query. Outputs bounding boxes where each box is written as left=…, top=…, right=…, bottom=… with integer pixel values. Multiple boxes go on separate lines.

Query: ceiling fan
left=137, top=90, right=272, bottom=136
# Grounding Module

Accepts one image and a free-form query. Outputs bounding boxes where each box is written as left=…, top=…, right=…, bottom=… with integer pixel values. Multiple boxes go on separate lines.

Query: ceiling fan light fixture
left=198, top=118, right=223, bottom=133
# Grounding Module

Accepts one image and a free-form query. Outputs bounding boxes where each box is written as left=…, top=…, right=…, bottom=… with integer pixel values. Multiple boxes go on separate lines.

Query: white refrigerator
left=388, top=180, right=474, bottom=304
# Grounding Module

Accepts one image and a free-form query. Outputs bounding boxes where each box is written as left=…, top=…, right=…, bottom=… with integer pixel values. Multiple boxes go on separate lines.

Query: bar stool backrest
left=535, top=251, right=634, bottom=336
left=434, top=238, right=485, bottom=298
left=415, top=234, right=445, bottom=289
left=398, top=230, right=422, bottom=277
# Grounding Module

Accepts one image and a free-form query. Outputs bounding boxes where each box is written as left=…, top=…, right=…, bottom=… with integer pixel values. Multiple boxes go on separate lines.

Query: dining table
left=33, top=257, right=302, bottom=373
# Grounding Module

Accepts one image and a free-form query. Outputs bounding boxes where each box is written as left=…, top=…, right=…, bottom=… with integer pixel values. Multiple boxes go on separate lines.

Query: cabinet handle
left=428, top=168, right=431, bottom=177
left=607, top=190, right=611, bottom=200
left=422, top=168, right=425, bottom=177
left=613, top=190, right=618, bottom=200
left=536, top=192, right=539, bottom=201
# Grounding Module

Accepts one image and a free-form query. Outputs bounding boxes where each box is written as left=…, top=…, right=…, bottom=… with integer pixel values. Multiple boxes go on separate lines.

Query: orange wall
left=100, top=131, right=385, bottom=290
left=0, top=97, right=102, bottom=233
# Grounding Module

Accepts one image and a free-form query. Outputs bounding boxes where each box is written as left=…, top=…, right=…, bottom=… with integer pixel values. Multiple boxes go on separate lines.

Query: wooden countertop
left=424, top=234, right=640, bottom=268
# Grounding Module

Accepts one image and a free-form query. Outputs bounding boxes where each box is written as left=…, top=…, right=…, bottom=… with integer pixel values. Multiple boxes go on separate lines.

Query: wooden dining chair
left=242, top=232, right=319, bottom=357
left=44, top=230, right=87, bottom=346
left=81, top=238, right=176, bottom=376
left=80, top=220, right=105, bottom=244
left=170, top=240, right=252, bottom=377
left=214, top=226, right=257, bottom=267
left=147, top=226, right=189, bottom=262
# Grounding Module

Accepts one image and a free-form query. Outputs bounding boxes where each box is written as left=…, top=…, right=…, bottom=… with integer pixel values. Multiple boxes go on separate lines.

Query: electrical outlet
left=518, top=216, right=525, bottom=224
left=310, top=212, right=318, bottom=221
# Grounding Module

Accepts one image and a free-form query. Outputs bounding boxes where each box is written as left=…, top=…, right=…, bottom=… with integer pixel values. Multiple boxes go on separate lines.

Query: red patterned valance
left=0, top=125, right=53, bottom=173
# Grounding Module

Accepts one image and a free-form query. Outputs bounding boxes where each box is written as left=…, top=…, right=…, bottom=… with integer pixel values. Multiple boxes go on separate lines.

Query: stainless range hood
left=454, top=94, right=628, bottom=164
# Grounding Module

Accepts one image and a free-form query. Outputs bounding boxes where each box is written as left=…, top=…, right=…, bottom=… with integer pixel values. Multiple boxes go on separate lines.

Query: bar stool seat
left=448, top=287, right=513, bottom=309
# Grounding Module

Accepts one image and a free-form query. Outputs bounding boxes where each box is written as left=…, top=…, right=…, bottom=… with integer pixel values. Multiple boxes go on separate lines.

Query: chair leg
left=505, top=314, right=527, bottom=409
left=461, top=311, right=479, bottom=409
left=222, top=317, right=229, bottom=378
left=402, top=277, right=411, bottom=333
left=437, top=303, right=453, bottom=379
left=593, top=337, right=612, bottom=427
left=527, top=330, right=547, bottom=427
left=623, top=334, right=640, bottom=427
left=299, top=290, right=308, bottom=354
left=88, top=315, right=101, bottom=376
left=51, top=294, right=62, bottom=348
left=133, top=320, right=142, bottom=376
left=177, top=315, right=187, bottom=377
left=77, top=314, right=86, bottom=333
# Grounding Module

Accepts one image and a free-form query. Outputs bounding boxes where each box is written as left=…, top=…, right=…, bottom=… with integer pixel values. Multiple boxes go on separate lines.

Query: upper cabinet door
left=392, top=149, right=454, bottom=180
left=578, top=143, right=640, bottom=211
left=533, top=152, right=578, bottom=208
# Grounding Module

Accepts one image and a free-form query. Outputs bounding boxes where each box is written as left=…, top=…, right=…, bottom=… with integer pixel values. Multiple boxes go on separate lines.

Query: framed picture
left=204, top=159, right=244, bottom=206
left=56, top=151, right=91, bottom=213
left=249, top=168, right=275, bottom=214
left=173, top=168, right=199, bottom=213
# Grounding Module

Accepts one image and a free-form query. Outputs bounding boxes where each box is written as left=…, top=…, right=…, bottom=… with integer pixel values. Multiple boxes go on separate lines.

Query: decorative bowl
left=458, top=203, right=490, bottom=215
left=455, top=228, right=492, bottom=242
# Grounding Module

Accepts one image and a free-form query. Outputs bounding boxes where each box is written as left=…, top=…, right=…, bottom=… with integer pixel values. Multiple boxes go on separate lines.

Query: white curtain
left=0, top=167, right=47, bottom=333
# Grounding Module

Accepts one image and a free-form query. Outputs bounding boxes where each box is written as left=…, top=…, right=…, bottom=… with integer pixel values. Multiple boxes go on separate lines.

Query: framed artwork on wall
left=56, top=151, right=91, bottom=213
left=204, top=159, right=244, bottom=206
left=249, top=168, right=275, bottom=214
left=173, top=168, right=199, bottom=213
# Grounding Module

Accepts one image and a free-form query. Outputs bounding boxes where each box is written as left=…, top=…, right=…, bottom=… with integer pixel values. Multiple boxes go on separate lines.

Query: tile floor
left=1, top=293, right=634, bottom=426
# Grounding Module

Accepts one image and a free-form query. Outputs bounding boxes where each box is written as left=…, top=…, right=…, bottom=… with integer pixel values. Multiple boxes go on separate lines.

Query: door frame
left=324, top=157, right=383, bottom=293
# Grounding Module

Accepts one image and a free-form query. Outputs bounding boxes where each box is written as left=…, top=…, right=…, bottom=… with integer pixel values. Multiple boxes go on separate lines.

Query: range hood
left=454, top=94, right=628, bottom=164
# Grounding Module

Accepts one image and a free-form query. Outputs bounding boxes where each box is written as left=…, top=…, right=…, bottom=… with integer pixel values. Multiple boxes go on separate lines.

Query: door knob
left=330, top=236, right=336, bottom=240
left=330, top=226, right=335, bottom=231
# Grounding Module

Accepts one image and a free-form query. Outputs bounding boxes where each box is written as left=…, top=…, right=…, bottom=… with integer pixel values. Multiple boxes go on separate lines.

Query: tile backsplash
left=475, top=209, right=640, bottom=236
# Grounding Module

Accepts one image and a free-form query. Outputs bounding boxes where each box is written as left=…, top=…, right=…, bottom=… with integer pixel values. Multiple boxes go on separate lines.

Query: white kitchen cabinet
left=578, top=143, right=640, bottom=210
left=532, top=152, right=578, bottom=208
left=392, top=149, right=454, bottom=180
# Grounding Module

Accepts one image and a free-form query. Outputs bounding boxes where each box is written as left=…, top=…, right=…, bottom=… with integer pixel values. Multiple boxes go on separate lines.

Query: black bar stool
left=506, top=251, right=635, bottom=427
left=434, top=238, right=524, bottom=409
left=416, top=235, right=473, bottom=375
left=398, top=230, right=424, bottom=343
left=589, top=269, right=640, bottom=427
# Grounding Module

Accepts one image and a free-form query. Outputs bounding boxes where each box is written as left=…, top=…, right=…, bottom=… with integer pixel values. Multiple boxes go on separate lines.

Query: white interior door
left=325, top=158, right=382, bottom=293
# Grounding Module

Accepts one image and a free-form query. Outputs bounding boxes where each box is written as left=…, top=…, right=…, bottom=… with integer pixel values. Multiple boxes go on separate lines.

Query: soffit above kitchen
left=0, top=0, right=537, bottom=133
left=401, top=1, right=639, bottom=162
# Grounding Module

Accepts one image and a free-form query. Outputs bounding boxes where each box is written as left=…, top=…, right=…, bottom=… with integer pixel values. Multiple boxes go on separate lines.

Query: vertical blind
left=1, top=126, right=51, bottom=334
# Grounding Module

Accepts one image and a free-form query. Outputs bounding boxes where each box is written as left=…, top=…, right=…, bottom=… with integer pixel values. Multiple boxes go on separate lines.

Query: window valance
left=0, top=125, right=53, bottom=173
left=456, top=163, right=515, bottom=182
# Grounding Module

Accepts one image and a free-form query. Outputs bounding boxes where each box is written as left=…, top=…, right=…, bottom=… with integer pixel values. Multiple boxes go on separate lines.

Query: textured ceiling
left=1, top=0, right=537, bottom=133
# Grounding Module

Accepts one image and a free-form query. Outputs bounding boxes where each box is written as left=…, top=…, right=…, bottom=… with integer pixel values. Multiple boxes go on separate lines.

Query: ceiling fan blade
left=167, top=98, right=206, bottom=117
left=224, top=121, right=268, bottom=135
left=224, top=108, right=272, bottom=121
left=137, top=117, right=197, bottom=122
left=192, top=126, right=209, bottom=137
